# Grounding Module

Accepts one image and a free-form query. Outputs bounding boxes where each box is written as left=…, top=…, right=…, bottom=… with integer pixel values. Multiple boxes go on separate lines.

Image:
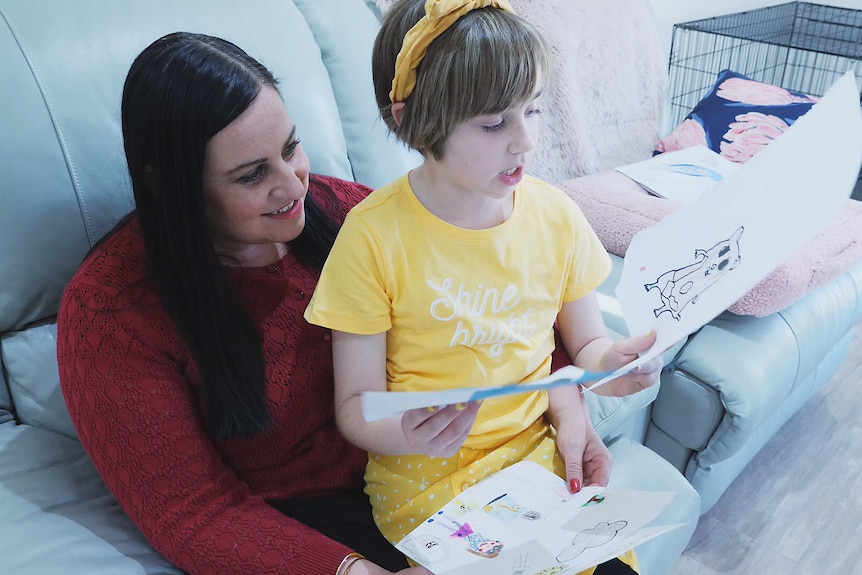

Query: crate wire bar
left=667, top=2, right=862, bottom=199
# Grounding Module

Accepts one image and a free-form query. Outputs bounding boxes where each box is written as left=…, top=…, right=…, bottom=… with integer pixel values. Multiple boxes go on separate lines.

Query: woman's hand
left=591, top=330, right=663, bottom=397
left=400, top=401, right=481, bottom=458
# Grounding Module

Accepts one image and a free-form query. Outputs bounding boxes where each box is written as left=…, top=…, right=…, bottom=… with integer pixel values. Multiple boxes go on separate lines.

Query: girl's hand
left=552, top=406, right=587, bottom=493
left=400, top=401, right=481, bottom=458
left=580, top=419, right=613, bottom=488
left=551, top=401, right=612, bottom=494
left=592, top=331, right=663, bottom=396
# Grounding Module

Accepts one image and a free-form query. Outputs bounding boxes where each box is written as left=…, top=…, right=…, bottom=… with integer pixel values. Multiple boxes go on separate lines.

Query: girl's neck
left=408, top=164, right=514, bottom=230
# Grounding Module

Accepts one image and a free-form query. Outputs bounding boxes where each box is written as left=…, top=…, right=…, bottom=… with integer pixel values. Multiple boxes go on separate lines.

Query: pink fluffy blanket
left=560, top=171, right=862, bottom=317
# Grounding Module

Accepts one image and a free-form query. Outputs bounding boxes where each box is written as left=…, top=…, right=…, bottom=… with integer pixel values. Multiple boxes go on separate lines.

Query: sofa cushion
left=656, top=69, right=818, bottom=163
left=587, top=387, right=658, bottom=441
left=0, top=375, right=12, bottom=425
left=2, top=323, right=75, bottom=438
left=0, top=422, right=183, bottom=574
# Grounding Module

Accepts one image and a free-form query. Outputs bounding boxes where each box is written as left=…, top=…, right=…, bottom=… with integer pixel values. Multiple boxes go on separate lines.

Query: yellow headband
left=389, top=0, right=515, bottom=103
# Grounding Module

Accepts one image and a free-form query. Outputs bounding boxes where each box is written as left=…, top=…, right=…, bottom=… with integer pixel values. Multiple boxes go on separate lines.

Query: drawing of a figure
left=452, top=498, right=477, bottom=516
left=435, top=515, right=504, bottom=559
left=464, top=531, right=504, bottom=558
left=483, top=493, right=523, bottom=522
left=644, top=226, right=744, bottom=320
left=400, top=534, right=451, bottom=564
left=556, top=520, right=628, bottom=562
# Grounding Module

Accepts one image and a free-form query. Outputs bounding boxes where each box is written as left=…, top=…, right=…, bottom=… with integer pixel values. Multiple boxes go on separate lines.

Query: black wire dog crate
left=667, top=2, right=862, bottom=198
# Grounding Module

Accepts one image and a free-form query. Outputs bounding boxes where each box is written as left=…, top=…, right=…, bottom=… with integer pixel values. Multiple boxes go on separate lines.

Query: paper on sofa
left=615, top=145, right=739, bottom=203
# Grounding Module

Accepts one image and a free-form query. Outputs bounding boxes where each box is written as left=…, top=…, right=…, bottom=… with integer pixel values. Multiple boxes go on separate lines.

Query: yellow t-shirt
left=305, top=173, right=613, bottom=544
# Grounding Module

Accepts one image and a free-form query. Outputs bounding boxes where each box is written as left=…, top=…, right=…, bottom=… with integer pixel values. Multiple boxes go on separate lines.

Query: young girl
left=305, top=1, right=661, bottom=573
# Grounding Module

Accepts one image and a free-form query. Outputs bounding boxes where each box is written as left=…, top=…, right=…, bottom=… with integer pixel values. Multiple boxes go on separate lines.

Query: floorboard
left=668, top=324, right=862, bottom=575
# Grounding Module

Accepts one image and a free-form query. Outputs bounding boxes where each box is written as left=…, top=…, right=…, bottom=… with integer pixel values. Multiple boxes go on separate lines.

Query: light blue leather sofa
left=0, top=0, right=700, bottom=573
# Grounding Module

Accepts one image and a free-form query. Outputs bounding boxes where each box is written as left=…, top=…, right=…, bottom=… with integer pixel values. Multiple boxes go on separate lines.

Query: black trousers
left=594, top=558, right=639, bottom=575
left=270, top=493, right=638, bottom=574
left=269, top=492, right=409, bottom=571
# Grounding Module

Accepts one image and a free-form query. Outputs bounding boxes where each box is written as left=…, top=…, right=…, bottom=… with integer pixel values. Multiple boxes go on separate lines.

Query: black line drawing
left=556, top=520, right=628, bottom=562
left=512, top=553, right=530, bottom=574
left=400, top=533, right=451, bottom=564
left=644, top=226, right=744, bottom=320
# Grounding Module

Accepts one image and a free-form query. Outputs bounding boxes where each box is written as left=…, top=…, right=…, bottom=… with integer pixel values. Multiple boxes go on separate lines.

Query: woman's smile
left=265, top=198, right=303, bottom=219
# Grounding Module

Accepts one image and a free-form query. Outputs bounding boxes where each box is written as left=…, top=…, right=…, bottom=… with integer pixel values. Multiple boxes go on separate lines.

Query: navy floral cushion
left=656, top=69, right=819, bottom=163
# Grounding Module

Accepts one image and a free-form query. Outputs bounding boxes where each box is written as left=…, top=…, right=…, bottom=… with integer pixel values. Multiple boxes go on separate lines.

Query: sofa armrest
left=651, top=259, right=862, bottom=471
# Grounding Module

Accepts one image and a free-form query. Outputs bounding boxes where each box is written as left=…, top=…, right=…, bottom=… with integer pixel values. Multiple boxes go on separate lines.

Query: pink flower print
left=656, top=119, right=708, bottom=153
left=716, top=77, right=816, bottom=105
left=719, top=111, right=789, bottom=163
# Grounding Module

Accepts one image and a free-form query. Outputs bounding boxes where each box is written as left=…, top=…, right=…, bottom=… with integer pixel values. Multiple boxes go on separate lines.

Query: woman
left=56, top=31, right=613, bottom=575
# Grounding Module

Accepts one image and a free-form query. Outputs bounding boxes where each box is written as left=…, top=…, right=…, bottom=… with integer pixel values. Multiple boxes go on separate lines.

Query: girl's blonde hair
left=372, top=0, right=551, bottom=159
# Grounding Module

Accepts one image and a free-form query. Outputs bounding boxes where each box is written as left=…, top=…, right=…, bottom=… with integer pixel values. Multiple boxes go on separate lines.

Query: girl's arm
left=332, top=331, right=480, bottom=457
left=548, top=292, right=660, bottom=493
left=546, top=383, right=590, bottom=494
left=557, top=292, right=662, bottom=396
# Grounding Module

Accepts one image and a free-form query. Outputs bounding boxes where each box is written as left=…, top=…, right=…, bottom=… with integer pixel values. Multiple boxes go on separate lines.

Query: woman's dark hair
left=121, top=32, right=338, bottom=439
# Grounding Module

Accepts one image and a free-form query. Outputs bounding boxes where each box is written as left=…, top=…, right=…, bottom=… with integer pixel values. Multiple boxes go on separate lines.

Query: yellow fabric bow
left=389, top=0, right=515, bottom=103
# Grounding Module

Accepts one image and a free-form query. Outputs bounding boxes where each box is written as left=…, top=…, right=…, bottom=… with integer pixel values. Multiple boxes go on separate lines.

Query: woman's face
left=202, top=86, right=310, bottom=266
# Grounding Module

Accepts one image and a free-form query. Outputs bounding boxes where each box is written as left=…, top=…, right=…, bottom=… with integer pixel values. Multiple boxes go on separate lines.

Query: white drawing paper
left=395, top=460, right=683, bottom=575
left=615, top=145, right=739, bottom=202
left=361, top=365, right=614, bottom=422
left=618, top=70, right=862, bottom=358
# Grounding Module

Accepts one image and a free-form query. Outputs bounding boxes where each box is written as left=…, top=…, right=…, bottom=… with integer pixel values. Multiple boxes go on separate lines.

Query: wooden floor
left=669, top=324, right=862, bottom=575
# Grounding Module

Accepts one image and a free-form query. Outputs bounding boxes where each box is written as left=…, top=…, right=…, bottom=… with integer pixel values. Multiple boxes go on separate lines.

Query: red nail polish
left=569, top=478, right=581, bottom=493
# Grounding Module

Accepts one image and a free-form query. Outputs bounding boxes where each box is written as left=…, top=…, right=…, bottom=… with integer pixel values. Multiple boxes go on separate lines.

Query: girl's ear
left=391, top=102, right=406, bottom=127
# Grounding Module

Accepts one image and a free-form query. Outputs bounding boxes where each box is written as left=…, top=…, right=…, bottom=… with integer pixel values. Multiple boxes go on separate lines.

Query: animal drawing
left=644, top=226, right=744, bottom=320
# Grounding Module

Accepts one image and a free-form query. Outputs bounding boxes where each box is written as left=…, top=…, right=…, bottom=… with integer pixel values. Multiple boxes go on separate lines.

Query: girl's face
left=202, top=86, right=310, bottom=266
left=432, top=91, right=541, bottom=202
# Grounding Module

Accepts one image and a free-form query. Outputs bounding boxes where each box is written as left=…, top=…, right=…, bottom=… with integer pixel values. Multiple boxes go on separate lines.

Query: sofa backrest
left=0, top=0, right=418, bottom=435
